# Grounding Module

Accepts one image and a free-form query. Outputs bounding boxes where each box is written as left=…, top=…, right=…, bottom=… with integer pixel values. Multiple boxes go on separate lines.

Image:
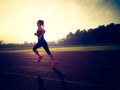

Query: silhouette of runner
left=33, top=20, right=57, bottom=68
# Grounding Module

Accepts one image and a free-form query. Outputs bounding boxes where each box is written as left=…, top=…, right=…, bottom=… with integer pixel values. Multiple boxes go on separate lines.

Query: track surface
left=0, top=51, right=120, bottom=90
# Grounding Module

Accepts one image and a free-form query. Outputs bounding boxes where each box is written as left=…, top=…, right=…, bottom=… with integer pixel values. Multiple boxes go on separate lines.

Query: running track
left=0, top=51, right=120, bottom=90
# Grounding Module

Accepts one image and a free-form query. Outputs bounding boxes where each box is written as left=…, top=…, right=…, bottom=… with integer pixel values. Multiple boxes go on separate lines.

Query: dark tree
left=58, top=23, right=120, bottom=45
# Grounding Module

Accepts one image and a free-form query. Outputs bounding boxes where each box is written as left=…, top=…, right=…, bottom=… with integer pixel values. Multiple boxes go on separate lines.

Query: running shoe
left=51, top=61, right=57, bottom=68
left=38, top=56, right=43, bottom=62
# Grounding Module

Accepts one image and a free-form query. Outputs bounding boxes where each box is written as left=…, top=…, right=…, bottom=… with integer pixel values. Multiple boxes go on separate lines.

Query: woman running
left=33, top=20, right=57, bottom=68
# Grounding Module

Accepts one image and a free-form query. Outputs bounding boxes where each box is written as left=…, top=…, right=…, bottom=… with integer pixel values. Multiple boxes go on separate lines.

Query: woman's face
left=37, top=23, right=41, bottom=28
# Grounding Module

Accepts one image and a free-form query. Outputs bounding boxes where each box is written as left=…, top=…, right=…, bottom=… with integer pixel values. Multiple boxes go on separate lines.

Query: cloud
left=72, top=0, right=120, bottom=24
left=97, top=0, right=120, bottom=22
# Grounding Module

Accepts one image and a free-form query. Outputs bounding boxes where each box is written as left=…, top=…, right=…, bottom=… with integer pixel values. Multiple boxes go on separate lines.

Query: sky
left=0, top=0, right=120, bottom=43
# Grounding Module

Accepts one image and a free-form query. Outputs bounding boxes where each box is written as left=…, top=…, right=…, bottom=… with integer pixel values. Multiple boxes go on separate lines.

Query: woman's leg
left=33, top=49, right=40, bottom=56
left=49, top=53, right=55, bottom=61
left=33, top=43, right=42, bottom=62
left=42, top=41, right=55, bottom=60
left=43, top=41, right=57, bottom=67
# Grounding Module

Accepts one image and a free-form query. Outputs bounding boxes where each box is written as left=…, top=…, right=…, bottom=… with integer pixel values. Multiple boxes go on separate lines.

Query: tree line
left=58, top=23, right=120, bottom=45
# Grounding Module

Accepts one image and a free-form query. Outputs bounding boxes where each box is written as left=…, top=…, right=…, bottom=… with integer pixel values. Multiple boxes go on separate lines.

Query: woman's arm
left=34, top=33, right=37, bottom=36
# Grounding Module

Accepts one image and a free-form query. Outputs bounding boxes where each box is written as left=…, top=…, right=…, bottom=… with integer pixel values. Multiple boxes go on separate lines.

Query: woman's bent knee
left=33, top=47, right=36, bottom=51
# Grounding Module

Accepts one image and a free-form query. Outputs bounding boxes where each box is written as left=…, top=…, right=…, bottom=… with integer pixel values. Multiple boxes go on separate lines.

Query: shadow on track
left=37, top=76, right=47, bottom=90
left=0, top=71, right=47, bottom=90
left=53, top=68, right=69, bottom=90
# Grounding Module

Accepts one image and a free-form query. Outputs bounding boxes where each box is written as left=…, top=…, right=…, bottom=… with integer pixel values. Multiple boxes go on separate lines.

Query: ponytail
left=37, top=20, right=44, bottom=27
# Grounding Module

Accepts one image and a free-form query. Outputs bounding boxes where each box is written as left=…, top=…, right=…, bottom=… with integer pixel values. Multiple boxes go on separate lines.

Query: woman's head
left=37, top=20, right=44, bottom=27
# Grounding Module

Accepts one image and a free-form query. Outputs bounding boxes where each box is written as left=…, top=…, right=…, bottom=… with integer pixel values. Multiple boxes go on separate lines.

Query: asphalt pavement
left=0, top=51, right=120, bottom=90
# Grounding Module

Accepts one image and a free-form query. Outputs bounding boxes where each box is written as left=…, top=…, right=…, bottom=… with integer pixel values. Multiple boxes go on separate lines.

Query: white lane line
left=0, top=71, right=37, bottom=78
left=41, top=77, right=119, bottom=89
left=0, top=71, right=119, bottom=89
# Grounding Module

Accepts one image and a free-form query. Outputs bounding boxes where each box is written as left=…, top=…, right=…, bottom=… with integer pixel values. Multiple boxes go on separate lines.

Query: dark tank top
left=37, top=30, right=44, bottom=41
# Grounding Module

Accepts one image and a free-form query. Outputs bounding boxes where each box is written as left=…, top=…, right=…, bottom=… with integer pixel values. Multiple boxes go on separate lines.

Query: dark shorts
left=33, top=39, right=51, bottom=55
